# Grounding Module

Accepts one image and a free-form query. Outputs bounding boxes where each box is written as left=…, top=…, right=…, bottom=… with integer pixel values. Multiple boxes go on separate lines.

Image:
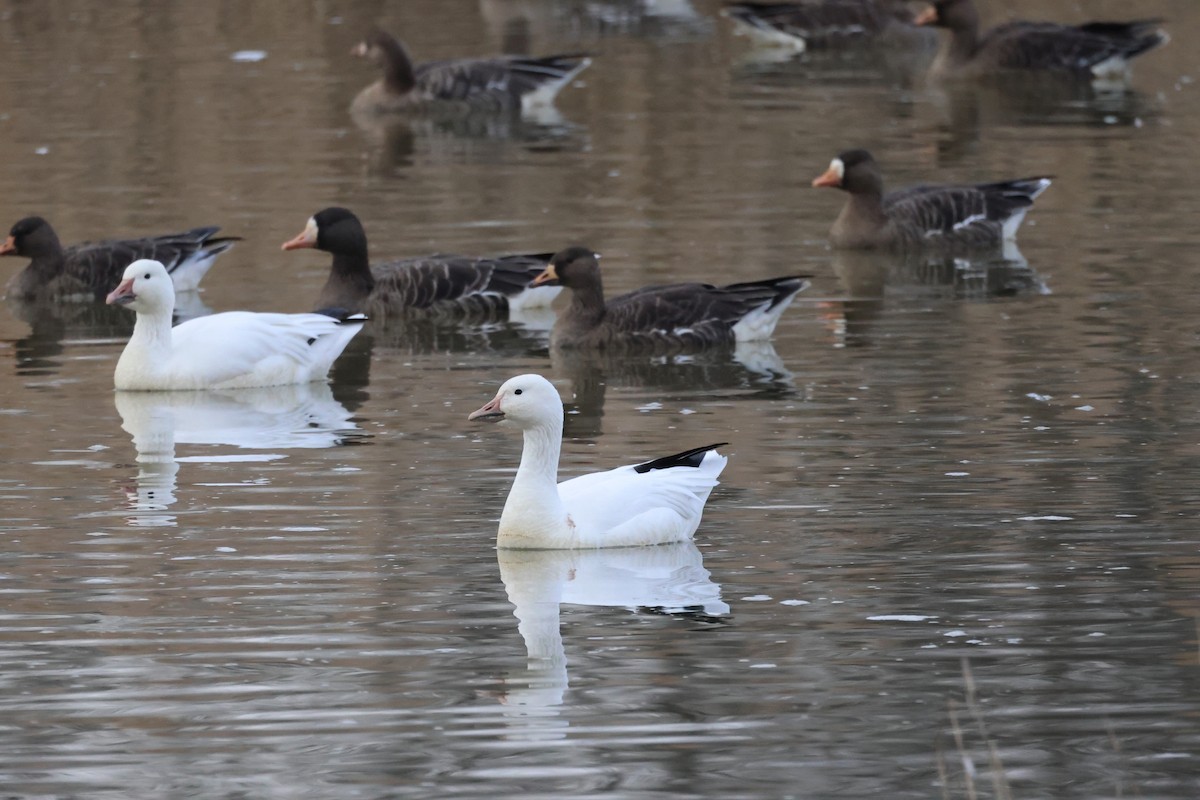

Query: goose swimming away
left=0, top=216, right=238, bottom=302
left=532, top=247, right=809, bottom=351
left=349, top=28, right=591, bottom=117
left=105, top=259, right=365, bottom=391
left=915, top=0, right=1168, bottom=80
left=281, top=207, right=561, bottom=320
left=812, top=149, right=1051, bottom=252
left=469, top=373, right=728, bottom=549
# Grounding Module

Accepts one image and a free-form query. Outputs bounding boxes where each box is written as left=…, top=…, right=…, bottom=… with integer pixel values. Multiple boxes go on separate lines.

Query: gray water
left=1, top=1, right=1199, bottom=797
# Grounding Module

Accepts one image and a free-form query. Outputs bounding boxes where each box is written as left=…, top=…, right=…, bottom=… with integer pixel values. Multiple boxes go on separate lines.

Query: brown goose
left=812, top=149, right=1051, bottom=252
left=349, top=29, right=591, bottom=116
left=915, top=0, right=1168, bottom=80
left=531, top=247, right=810, bottom=351
left=0, top=216, right=238, bottom=303
left=724, top=0, right=931, bottom=51
left=281, top=207, right=561, bottom=320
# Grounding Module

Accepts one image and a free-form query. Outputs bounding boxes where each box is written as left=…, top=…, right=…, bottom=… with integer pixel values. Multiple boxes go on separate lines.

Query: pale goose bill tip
left=468, top=395, right=505, bottom=423
left=531, top=264, right=558, bottom=287
left=281, top=229, right=317, bottom=251
left=106, top=278, right=136, bottom=306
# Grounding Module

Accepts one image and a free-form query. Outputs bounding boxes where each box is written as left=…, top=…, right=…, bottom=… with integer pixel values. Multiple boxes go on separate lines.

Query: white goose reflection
left=495, top=542, right=728, bottom=735
left=115, top=383, right=360, bottom=526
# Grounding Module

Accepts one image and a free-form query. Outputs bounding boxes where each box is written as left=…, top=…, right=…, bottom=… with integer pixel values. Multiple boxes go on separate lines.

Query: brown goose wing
left=725, top=0, right=899, bottom=46
left=982, top=20, right=1167, bottom=72
left=884, top=178, right=1051, bottom=247
left=603, top=276, right=808, bottom=346
left=371, top=252, right=555, bottom=315
left=413, top=55, right=589, bottom=108
left=64, top=227, right=239, bottom=297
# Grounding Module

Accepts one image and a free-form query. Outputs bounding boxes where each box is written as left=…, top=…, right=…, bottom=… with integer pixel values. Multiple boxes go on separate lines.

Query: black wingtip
left=634, top=442, right=728, bottom=474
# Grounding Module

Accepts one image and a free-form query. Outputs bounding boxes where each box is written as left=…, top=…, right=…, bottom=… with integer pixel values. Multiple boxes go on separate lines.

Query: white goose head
left=468, top=373, right=564, bottom=429
left=106, top=259, right=175, bottom=314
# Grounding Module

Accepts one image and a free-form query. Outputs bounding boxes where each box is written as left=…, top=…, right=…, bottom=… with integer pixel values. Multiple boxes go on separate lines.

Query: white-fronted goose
left=725, top=0, right=930, bottom=51
left=105, top=260, right=365, bottom=391
left=350, top=29, right=591, bottom=116
left=532, top=247, right=809, bottom=351
left=0, top=216, right=238, bottom=302
left=915, top=0, right=1168, bottom=79
left=280, top=207, right=561, bottom=320
left=469, top=373, right=727, bottom=549
left=812, top=149, right=1051, bottom=251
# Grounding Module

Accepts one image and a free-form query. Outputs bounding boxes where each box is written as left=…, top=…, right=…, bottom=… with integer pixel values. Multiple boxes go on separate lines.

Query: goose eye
left=514, top=389, right=523, bottom=395
left=143, top=272, right=150, bottom=279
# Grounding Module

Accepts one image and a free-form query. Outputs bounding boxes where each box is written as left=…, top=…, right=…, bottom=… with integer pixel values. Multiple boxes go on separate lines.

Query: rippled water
left=1, top=1, right=1199, bottom=797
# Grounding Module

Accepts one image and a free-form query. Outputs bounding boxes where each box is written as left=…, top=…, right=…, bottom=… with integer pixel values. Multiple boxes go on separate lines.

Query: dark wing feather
left=413, top=54, right=589, bottom=108
left=603, top=277, right=806, bottom=346
left=371, top=252, right=554, bottom=316
left=64, top=227, right=239, bottom=297
left=634, top=443, right=729, bottom=474
left=885, top=178, right=1050, bottom=247
left=725, top=0, right=909, bottom=45
left=985, top=20, right=1167, bottom=71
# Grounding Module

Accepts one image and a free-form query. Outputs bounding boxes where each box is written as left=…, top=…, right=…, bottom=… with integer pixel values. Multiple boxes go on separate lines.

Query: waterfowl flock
left=1, top=0, right=1171, bottom=549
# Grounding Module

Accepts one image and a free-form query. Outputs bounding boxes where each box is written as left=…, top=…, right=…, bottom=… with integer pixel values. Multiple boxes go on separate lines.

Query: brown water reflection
left=1, top=0, right=1199, bottom=798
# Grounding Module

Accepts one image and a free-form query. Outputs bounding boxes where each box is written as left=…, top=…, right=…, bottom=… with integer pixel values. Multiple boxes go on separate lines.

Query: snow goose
left=812, top=149, right=1051, bottom=252
left=349, top=28, right=591, bottom=117
left=0, top=216, right=238, bottom=302
left=915, top=0, right=1167, bottom=81
left=531, top=247, right=808, bottom=351
left=468, top=373, right=727, bottom=549
left=281, top=207, right=561, bottom=320
left=724, top=0, right=933, bottom=52
left=105, top=259, right=365, bottom=391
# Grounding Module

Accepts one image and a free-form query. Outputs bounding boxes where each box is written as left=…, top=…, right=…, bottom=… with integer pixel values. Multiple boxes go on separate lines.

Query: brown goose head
left=281, top=207, right=368, bottom=259
left=351, top=28, right=416, bottom=94
left=0, top=216, right=63, bottom=259
left=812, top=150, right=885, bottom=198
left=532, top=246, right=601, bottom=289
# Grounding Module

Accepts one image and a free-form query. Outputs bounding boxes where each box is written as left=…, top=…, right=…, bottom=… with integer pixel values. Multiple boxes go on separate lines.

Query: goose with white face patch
left=106, top=259, right=365, bottom=391
left=915, top=0, right=1167, bottom=81
left=813, top=149, right=1051, bottom=252
left=282, top=207, right=560, bottom=320
left=0, top=216, right=238, bottom=303
left=349, top=28, right=591, bottom=117
left=469, top=374, right=728, bottom=549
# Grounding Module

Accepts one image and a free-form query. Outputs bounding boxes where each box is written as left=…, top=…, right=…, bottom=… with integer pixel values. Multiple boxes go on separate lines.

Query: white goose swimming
left=468, top=373, right=727, bottom=549
left=106, top=259, right=366, bottom=391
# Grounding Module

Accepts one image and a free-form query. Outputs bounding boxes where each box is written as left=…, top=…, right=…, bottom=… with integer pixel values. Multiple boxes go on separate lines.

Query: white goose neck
left=498, top=418, right=571, bottom=548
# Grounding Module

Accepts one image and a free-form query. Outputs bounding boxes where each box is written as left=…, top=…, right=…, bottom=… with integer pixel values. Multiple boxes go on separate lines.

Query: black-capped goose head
left=532, top=246, right=600, bottom=288
left=812, top=150, right=884, bottom=197
left=0, top=216, right=62, bottom=258
left=281, top=207, right=368, bottom=258
left=914, top=0, right=977, bottom=32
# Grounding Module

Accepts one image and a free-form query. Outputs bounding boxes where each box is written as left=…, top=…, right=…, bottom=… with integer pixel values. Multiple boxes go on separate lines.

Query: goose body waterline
left=725, top=0, right=932, bottom=51
left=106, top=260, right=365, bottom=391
left=915, top=0, right=1167, bottom=80
left=350, top=29, right=591, bottom=117
left=469, top=374, right=727, bottom=549
left=813, top=149, right=1051, bottom=252
left=1, top=216, right=238, bottom=302
left=534, top=247, right=809, bottom=351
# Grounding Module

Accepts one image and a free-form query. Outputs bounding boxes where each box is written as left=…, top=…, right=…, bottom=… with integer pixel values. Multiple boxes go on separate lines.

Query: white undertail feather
left=1001, top=208, right=1029, bottom=241
left=731, top=292, right=800, bottom=342
left=506, top=284, right=563, bottom=313
left=726, top=14, right=808, bottom=52
left=168, top=250, right=223, bottom=293
left=520, top=58, right=592, bottom=112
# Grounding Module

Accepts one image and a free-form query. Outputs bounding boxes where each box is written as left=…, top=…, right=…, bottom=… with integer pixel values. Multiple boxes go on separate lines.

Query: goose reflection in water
left=114, top=383, right=362, bottom=527
left=823, top=247, right=1048, bottom=346
left=495, top=542, right=728, bottom=735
